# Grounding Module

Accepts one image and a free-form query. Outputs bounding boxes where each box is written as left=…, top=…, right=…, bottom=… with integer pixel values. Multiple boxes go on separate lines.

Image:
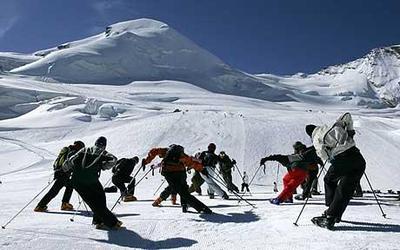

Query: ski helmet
left=95, top=136, right=107, bottom=148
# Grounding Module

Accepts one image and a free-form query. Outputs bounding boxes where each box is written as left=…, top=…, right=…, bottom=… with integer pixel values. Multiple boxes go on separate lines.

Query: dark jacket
left=218, top=155, right=234, bottom=173
left=199, top=151, right=219, bottom=167
left=63, top=146, right=117, bottom=184
left=112, top=158, right=136, bottom=177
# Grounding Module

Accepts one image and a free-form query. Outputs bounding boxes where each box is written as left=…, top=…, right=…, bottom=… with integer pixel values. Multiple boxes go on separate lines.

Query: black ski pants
left=302, top=168, right=318, bottom=197
left=241, top=183, right=250, bottom=192
left=163, top=171, right=208, bottom=212
left=73, top=180, right=118, bottom=227
left=160, top=185, right=178, bottom=201
left=37, top=172, right=73, bottom=207
left=112, top=174, right=135, bottom=195
left=324, top=147, right=366, bottom=219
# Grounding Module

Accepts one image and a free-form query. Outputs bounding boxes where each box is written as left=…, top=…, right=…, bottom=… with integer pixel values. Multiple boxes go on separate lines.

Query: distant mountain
left=257, top=45, right=400, bottom=108
left=10, top=18, right=291, bottom=102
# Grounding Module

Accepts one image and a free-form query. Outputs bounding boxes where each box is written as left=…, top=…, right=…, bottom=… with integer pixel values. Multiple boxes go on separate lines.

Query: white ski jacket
left=311, top=113, right=356, bottom=162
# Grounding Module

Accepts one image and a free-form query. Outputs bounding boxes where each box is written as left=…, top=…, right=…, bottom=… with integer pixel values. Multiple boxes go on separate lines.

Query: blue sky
left=1, top=0, right=399, bottom=74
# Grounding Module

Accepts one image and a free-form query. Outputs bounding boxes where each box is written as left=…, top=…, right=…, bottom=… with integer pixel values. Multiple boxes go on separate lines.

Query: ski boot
left=311, top=216, right=335, bottom=230
left=182, top=204, right=188, bottom=213
left=208, top=192, right=215, bottom=199
left=171, top=194, right=178, bottom=205
left=321, top=210, right=341, bottom=223
left=61, top=202, right=74, bottom=211
left=34, top=205, right=48, bottom=212
left=123, top=194, right=137, bottom=202
left=269, top=198, right=281, bottom=205
left=152, top=197, right=163, bottom=207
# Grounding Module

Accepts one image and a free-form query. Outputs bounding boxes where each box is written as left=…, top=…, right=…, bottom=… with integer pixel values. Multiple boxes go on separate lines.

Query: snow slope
left=0, top=72, right=399, bottom=250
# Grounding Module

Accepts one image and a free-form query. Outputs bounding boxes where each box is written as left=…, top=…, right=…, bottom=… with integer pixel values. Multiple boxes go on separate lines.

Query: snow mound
left=11, top=19, right=292, bottom=102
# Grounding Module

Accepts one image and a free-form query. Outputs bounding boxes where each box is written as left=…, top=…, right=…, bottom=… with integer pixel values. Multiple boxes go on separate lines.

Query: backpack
left=53, top=147, right=70, bottom=171
left=163, top=144, right=184, bottom=165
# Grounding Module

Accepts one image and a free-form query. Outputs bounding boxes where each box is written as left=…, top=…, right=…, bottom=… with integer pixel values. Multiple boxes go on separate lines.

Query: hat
left=95, top=136, right=107, bottom=147
left=293, top=141, right=306, bottom=151
left=305, top=124, right=317, bottom=137
left=73, top=140, right=85, bottom=149
left=208, top=143, right=216, bottom=151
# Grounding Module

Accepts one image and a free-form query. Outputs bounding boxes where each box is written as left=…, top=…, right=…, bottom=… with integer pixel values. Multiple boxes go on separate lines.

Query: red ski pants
left=278, top=168, right=308, bottom=201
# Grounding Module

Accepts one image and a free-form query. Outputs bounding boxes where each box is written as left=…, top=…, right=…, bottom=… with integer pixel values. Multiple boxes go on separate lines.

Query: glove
left=260, top=157, right=270, bottom=166
left=132, top=156, right=139, bottom=165
left=201, top=168, right=209, bottom=177
left=141, top=159, right=146, bottom=171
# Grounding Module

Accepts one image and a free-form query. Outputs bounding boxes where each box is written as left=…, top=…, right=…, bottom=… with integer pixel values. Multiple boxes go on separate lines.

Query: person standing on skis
left=142, top=144, right=212, bottom=214
left=241, top=171, right=250, bottom=193
left=218, top=151, right=239, bottom=193
left=63, top=136, right=122, bottom=230
left=260, top=141, right=322, bottom=205
left=34, top=141, right=85, bottom=212
left=306, top=112, right=366, bottom=230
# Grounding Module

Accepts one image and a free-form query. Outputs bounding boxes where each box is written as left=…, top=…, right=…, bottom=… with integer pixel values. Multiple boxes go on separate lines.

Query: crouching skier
left=63, top=136, right=123, bottom=230
left=142, top=144, right=212, bottom=214
left=34, top=141, right=85, bottom=212
left=260, top=141, right=322, bottom=205
left=306, top=112, right=366, bottom=230
left=106, top=156, right=139, bottom=202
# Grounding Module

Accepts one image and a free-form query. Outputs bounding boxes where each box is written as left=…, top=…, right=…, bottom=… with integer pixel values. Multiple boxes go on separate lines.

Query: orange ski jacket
left=143, top=148, right=204, bottom=172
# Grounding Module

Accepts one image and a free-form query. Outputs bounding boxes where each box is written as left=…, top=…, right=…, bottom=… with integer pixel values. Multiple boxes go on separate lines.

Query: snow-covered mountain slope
left=0, top=52, right=39, bottom=72
left=257, top=45, right=400, bottom=108
left=10, top=19, right=292, bottom=102
left=0, top=72, right=399, bottom=249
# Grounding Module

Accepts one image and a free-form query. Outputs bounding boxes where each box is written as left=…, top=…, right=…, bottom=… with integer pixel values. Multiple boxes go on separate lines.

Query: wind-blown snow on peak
left=11, top=18, right=292, bottom=102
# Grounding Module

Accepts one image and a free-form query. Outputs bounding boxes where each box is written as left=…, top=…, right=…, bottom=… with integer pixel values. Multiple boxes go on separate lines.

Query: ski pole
left=248, top=164, right=263, bottom=187
left=293, top=159, right=328, bottom=226
left=153, top=179, right=166, bottom=196
left=70, top=198, right=84, bottom=222
left=2, top=179, right=55, bottom=229
left=234, top=163, right=244, bottom=180
left=274, top=164, right=280, bottom=192
left=364, top=172, right=386, bottom=218
left=111, top=167, right=152, bottom=211
left=208, top=168, right=256, bottom=208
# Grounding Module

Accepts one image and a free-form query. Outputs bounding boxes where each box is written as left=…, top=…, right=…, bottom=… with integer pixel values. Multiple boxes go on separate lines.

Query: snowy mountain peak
left=106, top=18, right=170, bottom=38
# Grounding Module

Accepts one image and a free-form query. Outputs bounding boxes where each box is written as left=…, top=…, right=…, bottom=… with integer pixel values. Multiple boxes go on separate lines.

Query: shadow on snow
left=94, top=228, right=197, bottom=249
left=193, top=210, right=260, bottom=224
left=335, top=220, right=400, bottom=233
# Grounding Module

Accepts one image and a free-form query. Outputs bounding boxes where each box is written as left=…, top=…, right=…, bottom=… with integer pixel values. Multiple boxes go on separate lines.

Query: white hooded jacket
left=311, top=113, right=356, bottom=162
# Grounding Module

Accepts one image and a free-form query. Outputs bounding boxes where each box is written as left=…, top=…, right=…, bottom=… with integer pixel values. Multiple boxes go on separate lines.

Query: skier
left=218, top=151, right=240, bottom=193
left=294, top=142, right=323, bottom=200
left=188, top=169, right=204, bottom=195
left=142, top=144, right=212, bottom=214
left=241, top=171, right=250, bottom=192
left=106, top=156, right=139, bottom=202
left=198, top=143, right=229, bottom=199
left=63, top=136, right=122, bottom=230
left=34, top=141, right=85, bottom=212
left=306, top=112, right=366, bottom=230
left=260, top=141, right=322, bottom=205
